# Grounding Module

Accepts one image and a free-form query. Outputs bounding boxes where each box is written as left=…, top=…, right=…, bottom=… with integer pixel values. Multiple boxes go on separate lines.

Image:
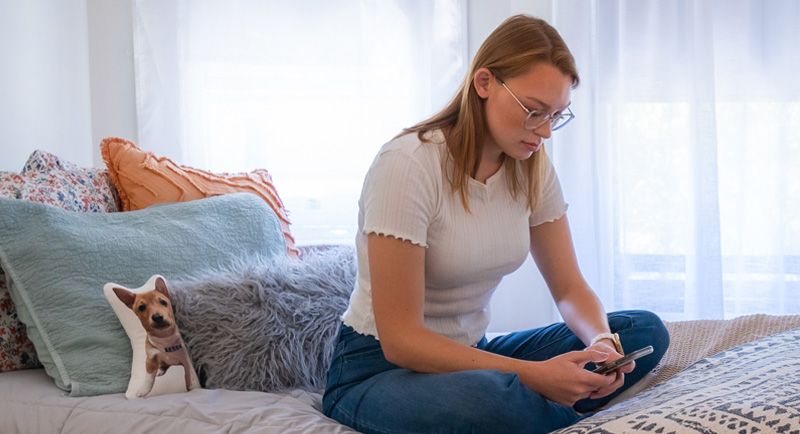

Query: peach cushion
left=100, top=137, right=298, bottom=257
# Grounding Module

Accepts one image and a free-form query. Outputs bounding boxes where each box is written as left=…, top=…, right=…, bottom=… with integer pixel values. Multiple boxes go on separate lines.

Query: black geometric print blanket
left=553, top=328, right=800, bottom=434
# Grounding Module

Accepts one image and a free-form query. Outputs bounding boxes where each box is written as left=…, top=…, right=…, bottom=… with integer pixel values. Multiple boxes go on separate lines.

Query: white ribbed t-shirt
left=341, top=130, right=568, bottom=347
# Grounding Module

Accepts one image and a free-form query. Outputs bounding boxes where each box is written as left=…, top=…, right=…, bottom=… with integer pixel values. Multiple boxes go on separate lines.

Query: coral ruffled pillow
left=100, top=137, right=298, bottom=257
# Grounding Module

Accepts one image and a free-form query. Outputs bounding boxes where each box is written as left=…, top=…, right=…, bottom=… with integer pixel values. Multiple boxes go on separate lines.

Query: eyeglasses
left=498, top=79, right=575, bottom=131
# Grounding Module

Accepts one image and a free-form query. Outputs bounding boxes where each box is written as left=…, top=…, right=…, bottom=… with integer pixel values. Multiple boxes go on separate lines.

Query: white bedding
left=0, top=369, right=359, bottom=434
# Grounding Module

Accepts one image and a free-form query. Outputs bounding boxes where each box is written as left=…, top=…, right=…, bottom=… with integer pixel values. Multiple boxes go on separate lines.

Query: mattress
left=0, top=368, right=359, bottom=434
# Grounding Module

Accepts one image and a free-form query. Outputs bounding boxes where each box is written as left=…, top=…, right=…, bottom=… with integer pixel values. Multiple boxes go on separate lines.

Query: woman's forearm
left=377, top=322, right=525, bottom=374
left=554, top=286, right=611, bottom=346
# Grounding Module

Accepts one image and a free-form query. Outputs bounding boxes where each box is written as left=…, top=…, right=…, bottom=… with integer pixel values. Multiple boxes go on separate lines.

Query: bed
left=2, top=313, right=798, bottom=434
left=2, top=143, right=800, bottom=434
left=0, top=368, right=357, bottom=433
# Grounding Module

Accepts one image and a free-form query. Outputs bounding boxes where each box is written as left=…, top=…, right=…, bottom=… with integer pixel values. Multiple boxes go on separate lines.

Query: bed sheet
left=0, top=368, right=359, bottom=434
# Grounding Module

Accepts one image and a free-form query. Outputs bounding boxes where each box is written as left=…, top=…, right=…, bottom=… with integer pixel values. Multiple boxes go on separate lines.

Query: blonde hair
left=400, top=14, right=579, bottom=211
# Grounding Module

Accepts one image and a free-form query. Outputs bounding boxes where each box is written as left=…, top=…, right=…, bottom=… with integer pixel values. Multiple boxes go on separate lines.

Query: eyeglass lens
left=524, top=112, right=572, bottom=131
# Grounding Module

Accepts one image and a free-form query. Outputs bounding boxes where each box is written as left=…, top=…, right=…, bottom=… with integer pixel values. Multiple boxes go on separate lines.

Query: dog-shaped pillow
left=104, top=274, right=200, bottom=398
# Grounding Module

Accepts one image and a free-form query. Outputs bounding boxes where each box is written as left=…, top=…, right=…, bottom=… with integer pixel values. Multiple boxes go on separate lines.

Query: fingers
left=565, top=350, right=618, bottom=386
left=586, top=340, right=618, bottom=357
left=572, top=349, right=611, bottom=367
left=618, top=360, right=636, bottom=374
left=541, top=352, right=615, bottom=406
left=590, top=371, right=625, bottom=399
left=542, top=351, right=630, bottom=406
left=578, top=353, right=618, bottom=395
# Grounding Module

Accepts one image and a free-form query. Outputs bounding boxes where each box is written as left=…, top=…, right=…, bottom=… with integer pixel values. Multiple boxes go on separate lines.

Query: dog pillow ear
left=103, top=274, right=200, bottom=399
left=112, top=286, right=136, bottom=309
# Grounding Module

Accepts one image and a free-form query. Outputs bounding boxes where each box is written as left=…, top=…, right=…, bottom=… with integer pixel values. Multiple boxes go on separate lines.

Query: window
left=553, top=0, right=800, bottom=320
left=133, top=0, right=467, bottom=245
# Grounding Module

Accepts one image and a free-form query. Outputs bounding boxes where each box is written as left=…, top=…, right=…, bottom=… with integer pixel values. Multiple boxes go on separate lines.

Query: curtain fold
left=551, top=0, right=800, bottom=320
left=132, top=0, right=467, bottom=245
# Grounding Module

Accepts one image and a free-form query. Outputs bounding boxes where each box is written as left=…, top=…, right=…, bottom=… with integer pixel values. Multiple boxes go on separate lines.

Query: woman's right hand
left=519, top=350, right=617, bottom=407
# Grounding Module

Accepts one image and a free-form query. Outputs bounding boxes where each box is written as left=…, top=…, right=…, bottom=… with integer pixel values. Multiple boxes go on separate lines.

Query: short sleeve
left=529, top=157, right=569, bottom=226
left=360, top=149, right=438, bottom=247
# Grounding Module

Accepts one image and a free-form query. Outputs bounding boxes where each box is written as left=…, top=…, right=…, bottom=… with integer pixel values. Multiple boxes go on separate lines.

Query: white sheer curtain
left=550, top=0, right=800, bottom=321
left=132, top=0, right=467, bottom=245
left=132, top=0, right=800, bottom=327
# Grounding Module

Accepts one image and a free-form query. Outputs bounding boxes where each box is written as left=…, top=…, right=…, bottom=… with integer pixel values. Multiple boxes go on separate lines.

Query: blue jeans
left=323, top=310, right=669, bottom=434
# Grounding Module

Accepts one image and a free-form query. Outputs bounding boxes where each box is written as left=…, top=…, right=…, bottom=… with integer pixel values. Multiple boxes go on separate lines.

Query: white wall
left=86, top=0, right=138, bottom=165
left=0, top=0, right=136, bottom=171
left=0, top=0, right=94, bottom=170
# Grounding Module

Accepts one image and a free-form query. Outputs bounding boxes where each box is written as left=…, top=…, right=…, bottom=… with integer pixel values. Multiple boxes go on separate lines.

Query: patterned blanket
left=553, top=328, right=800, bottom=434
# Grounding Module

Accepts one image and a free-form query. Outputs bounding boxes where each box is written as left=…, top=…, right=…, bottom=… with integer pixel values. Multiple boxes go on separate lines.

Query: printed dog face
left=113, top=278, right=175, bottom=338
left=110, top=276, right=198, bottom=397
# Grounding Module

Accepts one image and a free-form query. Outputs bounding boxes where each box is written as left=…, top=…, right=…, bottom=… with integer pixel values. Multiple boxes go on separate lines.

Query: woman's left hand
left=586, top=341, right=634, bottom=399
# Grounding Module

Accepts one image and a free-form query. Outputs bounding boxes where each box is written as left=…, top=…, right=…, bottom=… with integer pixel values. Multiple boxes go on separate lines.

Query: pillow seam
left=0, top=247, right=72, bottom=391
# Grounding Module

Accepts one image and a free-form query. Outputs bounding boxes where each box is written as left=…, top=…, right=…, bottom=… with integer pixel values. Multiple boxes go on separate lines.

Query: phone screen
left=593, top=345, right=654, bottom=375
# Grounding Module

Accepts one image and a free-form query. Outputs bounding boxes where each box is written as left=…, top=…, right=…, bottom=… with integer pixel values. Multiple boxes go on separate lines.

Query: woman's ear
left=473, top=68, right=493, bottom=99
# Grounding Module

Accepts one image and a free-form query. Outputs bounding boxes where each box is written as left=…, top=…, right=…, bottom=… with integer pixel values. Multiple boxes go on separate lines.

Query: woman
left=323, top=14, right=669, bottom=434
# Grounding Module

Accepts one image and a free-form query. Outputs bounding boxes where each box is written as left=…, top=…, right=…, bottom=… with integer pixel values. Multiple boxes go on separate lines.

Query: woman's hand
left=584, top=340, right=634, bottom=399
left=518, top=349, right=618, bottom=407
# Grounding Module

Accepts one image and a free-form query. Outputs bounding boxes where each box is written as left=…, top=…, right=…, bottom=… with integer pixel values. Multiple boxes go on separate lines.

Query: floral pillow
left=21, top=149, right=81, bottom=173
left=18, top=150, right=120, bottom=213
left=0, top=172, right=39, bottom=372
left=0, top=172, right=24, bottom=199
left=0, top=150, right=119, bottom=372
left=0, top=272, right=39, bottom=371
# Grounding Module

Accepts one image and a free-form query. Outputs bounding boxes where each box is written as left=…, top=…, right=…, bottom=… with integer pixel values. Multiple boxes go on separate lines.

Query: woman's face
left=477, top=62, right=573, bottom=164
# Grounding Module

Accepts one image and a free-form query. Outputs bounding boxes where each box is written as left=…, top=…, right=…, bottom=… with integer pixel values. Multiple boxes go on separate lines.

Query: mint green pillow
left=0, top=193, right=287, bottom=396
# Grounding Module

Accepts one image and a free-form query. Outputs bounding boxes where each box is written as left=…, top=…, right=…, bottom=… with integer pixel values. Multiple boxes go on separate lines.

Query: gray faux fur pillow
left=169, top=245, right=356, bottom=393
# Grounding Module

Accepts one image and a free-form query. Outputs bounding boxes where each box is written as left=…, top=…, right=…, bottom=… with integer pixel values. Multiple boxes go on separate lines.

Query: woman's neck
left=474, top=152, right=505, bottom=183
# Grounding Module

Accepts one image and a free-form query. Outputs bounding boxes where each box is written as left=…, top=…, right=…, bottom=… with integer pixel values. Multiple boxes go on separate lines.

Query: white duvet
left=0, top=369, right=359, bottom=434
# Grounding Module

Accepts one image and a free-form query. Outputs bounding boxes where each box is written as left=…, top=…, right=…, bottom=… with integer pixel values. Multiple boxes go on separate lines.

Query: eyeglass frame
left=496, top=78, right=575, bottom=131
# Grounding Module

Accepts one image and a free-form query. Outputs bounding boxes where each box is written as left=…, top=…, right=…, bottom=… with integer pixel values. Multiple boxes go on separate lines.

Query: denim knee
left=610, top=310, right=670, bottom=355
left=574, top=310, right=670, bottom=413
left=328, top=366, right=579, bottom=434
left=450, top=370, right=580, bottom=434
left=642, top=310, right=670, bottom=347
left=609, top=310, right=670, bottom=389
left=643, top=310, right=670, bottom=367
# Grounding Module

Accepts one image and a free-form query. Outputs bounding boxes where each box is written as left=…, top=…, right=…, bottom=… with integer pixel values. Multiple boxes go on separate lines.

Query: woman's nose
left=533, top=121, right=553, bottom=139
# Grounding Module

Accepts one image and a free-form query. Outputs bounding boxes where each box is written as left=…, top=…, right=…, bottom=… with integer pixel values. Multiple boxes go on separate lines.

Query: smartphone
left=593, top=345, right=654, bottom=375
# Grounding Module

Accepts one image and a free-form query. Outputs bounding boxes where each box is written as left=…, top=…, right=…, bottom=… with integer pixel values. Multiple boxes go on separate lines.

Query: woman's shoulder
left=366, top=129, right=446, bottom=187
left=378, top=129, right=446, bottom=164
